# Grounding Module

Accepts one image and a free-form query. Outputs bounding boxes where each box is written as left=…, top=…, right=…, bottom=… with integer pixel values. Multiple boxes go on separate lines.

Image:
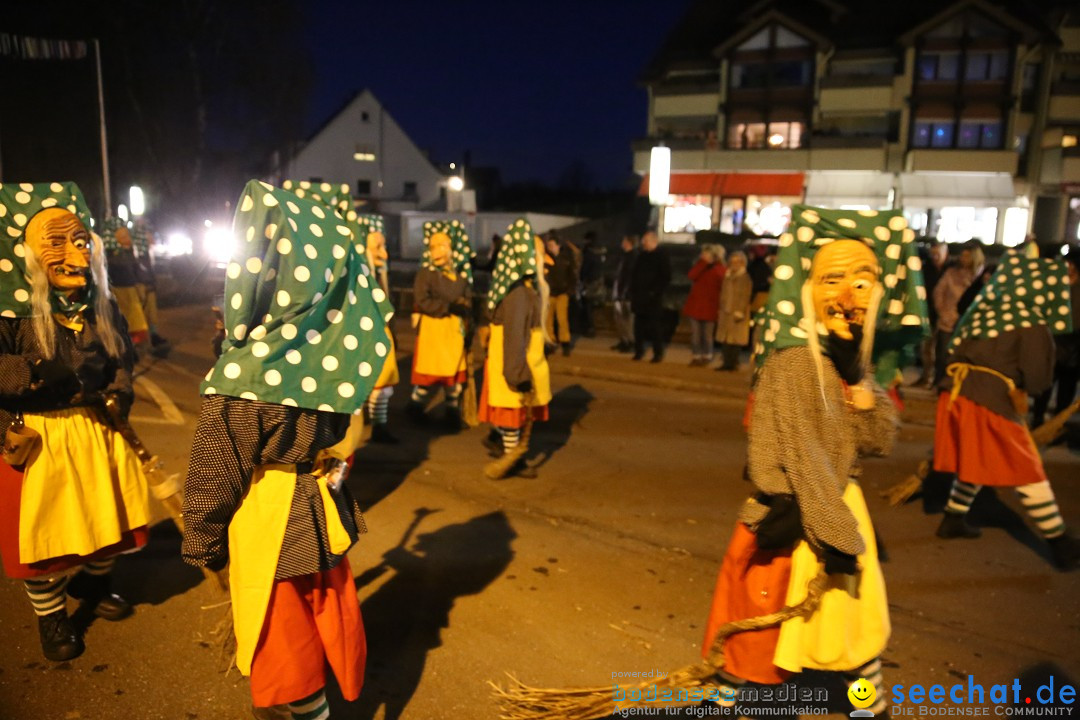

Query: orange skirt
left=702, top=523, right=793, bottom=684
left=250, top=558, right=366, bottom=707
left=477, top=371, right=549, bottom=429
left=933, top=392, right=1046, bottom=487
left=410, top=351, right=466, bottom=387
left=0, top=460, right=148, bottom=579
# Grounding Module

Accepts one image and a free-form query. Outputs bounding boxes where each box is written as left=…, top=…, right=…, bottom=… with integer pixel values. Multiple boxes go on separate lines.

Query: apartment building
left=634, top=0, right=1080, bottom=245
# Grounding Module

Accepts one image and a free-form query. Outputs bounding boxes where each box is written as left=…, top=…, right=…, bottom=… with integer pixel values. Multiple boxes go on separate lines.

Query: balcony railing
left=819, top=75, right=894, bottom=89
left=632, top=135, right=887, bottom=151
left=1051, top=81, right=1080, bottom=96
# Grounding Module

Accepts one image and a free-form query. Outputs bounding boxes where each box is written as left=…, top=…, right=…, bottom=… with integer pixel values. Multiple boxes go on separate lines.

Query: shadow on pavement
left=333, top=510, right=516, bottom=720
left=532, top=383, right=594, bottom=468
left=350, top=346, right=437, bottom=514
left=112, top=519, right=204, bottom=606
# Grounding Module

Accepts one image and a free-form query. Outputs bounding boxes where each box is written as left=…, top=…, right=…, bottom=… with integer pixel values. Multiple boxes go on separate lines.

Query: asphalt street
left=0, top=303, right=1077, bottom=720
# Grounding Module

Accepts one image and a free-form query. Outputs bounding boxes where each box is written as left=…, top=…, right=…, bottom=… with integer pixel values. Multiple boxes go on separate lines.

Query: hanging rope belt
left=946, top=362, right=1015, bottom=407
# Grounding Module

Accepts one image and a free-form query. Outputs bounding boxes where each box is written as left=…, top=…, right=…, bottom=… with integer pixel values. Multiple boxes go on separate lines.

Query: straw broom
left=489, top=572, right=830, bottom=720
left=882, top=398, right=1080, bottom=506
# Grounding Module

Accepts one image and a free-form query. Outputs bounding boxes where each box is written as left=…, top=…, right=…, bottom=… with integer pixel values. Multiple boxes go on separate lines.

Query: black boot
left=481, top=431, right=503, bottom=458
left=66, top=571, right=133, bottom=621
left=1048, top=533, right=1080, bottom=571
left=370, top=424, right=399, bottom=444
left=442, top=405, right=463, bottom=431
left=561, top=343, right=571, bottom=357
left=936, top=511, right=981, bottom=539
left=38, top=609, right=84, bottom=662
left=405, top=401, right=427, bottom=425
left=508, top=458, right=537, bottom=479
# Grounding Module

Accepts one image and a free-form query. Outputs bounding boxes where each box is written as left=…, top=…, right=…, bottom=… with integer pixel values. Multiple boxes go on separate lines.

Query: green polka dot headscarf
left=755, top=205, right=928, bottom=369
left=281, top=180, right=353, bottom=219
left=0, top=181, right=95, bottom=318
left=201, top=180, right=393, bottom=414
left=421, top=219, right=473, bottom=284
left=100, top=216, right=127, bottom=254
left=487, top=218, right=540, bottom=311
left=950, top=249, right=1072, bottom=349
left=356, top=213, right=385, bottom=237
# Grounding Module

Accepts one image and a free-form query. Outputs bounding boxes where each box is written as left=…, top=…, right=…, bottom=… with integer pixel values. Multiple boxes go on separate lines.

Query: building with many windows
left=635, top=0, right=1080, bottom=245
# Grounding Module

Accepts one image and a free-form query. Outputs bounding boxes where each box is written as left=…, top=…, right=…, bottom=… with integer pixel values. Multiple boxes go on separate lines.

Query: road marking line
left=129, top=376, right=187, bottom=425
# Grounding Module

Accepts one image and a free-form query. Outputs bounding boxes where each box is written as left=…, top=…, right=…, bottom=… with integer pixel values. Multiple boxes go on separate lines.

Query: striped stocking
left=83, top=558, right=116, bottom=576
left=498, top=427, right=521, bottom=453
left=444, top=382, right=462, bottom=408
left=366, top=386, right=393, bottom=425
left=844, top=657, right=887, bottom=715
left=24, top=575, right=70, bottom=617
left=945, top=479, right=981, bottom=514
left=410, top=385, right=431, bottom=404
left=288, top=688, right=329, bottom=720
left=1016, top=481, right=1066, bottom=539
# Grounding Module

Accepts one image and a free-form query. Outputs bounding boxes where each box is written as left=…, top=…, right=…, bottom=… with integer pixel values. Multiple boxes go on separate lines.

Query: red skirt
left=702, top=523, right=793, bottom=684
left=0, top=461, right=148, bottom=579
left=933, top=392, right=1046, bottom=487
left=250, top=558, right=366, bottom=707
left=477, top=372, right=549, bottom=429
left=410, top=351, right=466, bottom=387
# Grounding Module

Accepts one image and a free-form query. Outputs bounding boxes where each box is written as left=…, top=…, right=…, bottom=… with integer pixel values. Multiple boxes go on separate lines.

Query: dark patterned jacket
left=0, top=302, right=135, bottom=429
left=743, top=346, right=897, bottom=557
left=181, top=395, right=366, bottom=580
left=413, top=267, right=468, bottom=318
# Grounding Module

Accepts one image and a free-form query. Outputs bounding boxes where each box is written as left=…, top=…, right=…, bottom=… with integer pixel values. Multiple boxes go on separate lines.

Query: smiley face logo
left=848, top=678, right=876, bottom=710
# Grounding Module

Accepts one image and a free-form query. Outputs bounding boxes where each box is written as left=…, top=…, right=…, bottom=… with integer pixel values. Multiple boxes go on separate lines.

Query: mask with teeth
left=24, top=208, right=92, bottom=293
left=810, top=240, right=879, bottom=342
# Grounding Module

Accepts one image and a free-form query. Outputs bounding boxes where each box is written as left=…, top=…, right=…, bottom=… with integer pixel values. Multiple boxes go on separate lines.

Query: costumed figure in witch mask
left=0, top=182, right=148, bottom=662
left=182, top=180, right=393, bottom=717
left=702, top=207, right=924, bottom=713
left=408, top=219, right=473, bottom=429
left=130, top=217, right=170, bottom=357
left=479, top=219, right=552, bottom=479
left=101, top=216, right=151, bottom=350
left=933, top=247, right=1079, bottom=570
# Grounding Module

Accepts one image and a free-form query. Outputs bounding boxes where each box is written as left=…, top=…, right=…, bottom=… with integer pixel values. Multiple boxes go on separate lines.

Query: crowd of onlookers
left=479, top=227, right=1079, bottom=412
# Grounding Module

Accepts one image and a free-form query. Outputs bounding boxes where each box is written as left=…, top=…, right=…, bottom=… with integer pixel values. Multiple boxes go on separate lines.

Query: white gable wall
left=281, top=90, right=446, bottom=209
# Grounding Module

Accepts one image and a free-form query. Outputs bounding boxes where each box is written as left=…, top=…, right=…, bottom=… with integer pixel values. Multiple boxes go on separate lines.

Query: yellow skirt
left=19, top=407, right=149, bottom=564
left=113, top=285, right=149, bottom=334
left=772, top=481, right=890, bottom=672
left=413, top=315, right=465, bottom=380
left=374, top=330, right=399, bottom=389
left=485, top=325, right=552, bottom=408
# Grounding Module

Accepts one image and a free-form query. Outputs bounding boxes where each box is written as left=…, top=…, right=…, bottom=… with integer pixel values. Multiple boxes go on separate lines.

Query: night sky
left=305, top=0, right=693, bottom=189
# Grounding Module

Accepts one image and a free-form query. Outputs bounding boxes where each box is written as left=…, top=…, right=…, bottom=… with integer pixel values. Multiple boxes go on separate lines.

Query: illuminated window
left=1063, top=135, right=1078, bottom=148
left=728, top=121, right=804, bottom=149
left=664, top=199, right=713, bottom=234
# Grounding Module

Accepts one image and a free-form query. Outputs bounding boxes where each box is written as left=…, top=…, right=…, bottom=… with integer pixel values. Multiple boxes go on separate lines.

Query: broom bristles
left=490, top=574, right=830, bottom=720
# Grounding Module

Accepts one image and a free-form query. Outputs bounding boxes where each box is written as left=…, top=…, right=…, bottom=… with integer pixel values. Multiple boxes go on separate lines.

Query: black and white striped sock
left=367, top=387, right=393, bottom=425
left=845, top=657, right=887, bottom=715
left=287, top=687, right=329, bottom=720
left=410, top=385, right=431, bottom=404
left=945, top=479, right=981, bottom=514
left=1016, top=481, right=1066, bottom=539
left=445, top=383, right=462, bottom=409
left=83, top=558, right=116, bottom=576
left=498, top=427, right=521, bottom=452
left=24, top=575, right=70, bottom=617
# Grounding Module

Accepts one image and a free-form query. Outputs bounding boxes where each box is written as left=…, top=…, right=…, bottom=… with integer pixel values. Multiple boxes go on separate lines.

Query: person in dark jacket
left=630, top=230, right=671, bottom=363
left=611, top=235, right=637, bottom=352
left=682, top=244, right=725, bottom=365
left=577, top=231, right=605, bottom=338
left=914, top=240, right=950, bottom=386
left=543, top=235, right=576, bottom=356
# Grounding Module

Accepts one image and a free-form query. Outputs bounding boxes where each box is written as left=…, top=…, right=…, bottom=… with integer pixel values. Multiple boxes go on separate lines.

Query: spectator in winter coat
left=611, top=235, right=637, bottom=352
left=682, top=245, right=726, bottom=365
left=716, top=251, right=753, bottom=371
left=630, top=231, right=671, bottom=363
left=933, top=243, right=984, bottom=386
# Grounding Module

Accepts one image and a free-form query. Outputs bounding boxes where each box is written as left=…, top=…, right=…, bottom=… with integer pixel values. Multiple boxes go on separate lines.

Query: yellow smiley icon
left=848, top=678, right=876, bottom=709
